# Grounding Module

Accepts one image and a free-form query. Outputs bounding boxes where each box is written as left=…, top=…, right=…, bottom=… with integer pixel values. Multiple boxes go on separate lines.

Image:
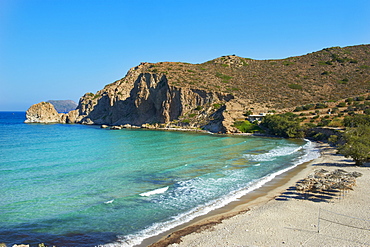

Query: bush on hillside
left=343, top=115, right=370, bottom=127
left=233, top=121, right=262, bottom=133
left=260, top=113, right=305, bottom=138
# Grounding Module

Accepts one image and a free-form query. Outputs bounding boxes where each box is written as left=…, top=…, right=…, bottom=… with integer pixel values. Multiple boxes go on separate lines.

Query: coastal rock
left=25, top=102, right=63, bottom=123
left=74, top=71, right=234, bottom=132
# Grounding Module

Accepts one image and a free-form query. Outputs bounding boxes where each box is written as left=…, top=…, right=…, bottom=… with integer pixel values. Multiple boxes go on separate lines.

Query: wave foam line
left=139, top=186, right=169, bottom=197
left=243, top=145, right=304, bottom=162
left=104, top=140, right=320, bottom=247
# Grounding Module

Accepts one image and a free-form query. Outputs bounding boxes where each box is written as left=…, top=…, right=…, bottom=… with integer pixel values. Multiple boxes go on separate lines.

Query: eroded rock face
left=73, top=70, right=235, bottom=132
left=25, top=102, right=63, bottom=123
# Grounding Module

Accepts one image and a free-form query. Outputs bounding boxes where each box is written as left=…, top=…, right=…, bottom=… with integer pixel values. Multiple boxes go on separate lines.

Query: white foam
left=104, top=199, right=114, bottom=204
left=139, top=186, right=169, bottom=197
left=104, top=140, right=320, bottom=247
left=244, top=145, right=303, bottom=162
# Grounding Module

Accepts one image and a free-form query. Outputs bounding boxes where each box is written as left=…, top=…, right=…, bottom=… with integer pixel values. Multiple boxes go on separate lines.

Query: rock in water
left=25, top=102, right=63, bottom=123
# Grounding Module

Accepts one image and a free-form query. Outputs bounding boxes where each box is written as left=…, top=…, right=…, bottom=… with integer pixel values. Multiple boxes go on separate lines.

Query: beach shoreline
left=146, top=143, right=370, bottom=247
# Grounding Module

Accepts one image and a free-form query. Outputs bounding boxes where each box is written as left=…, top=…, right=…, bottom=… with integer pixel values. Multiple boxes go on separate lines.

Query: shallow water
left=0, top=112, right=319, bottom=246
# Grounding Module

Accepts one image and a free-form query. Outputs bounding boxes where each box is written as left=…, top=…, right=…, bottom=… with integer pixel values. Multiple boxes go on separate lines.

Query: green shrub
left=338, top=125, right=370, bottom=165
left=283, top=61, right=295, bottom=66
left=215, top=72, right=233, bottom=83
left=312, top=132, right=327, bottom=141
left=318, top=119, right=331, bottom=127
left=241, top=60, right=249, bottom=66
left=233, top=121, right=262, bottom=133
left=303, top=104, right=315, bottom=110
left=315, top=103, right=328, bottom=109
left=343, top=115, right=370, bottom=127
left=213, top=103, right=222, bottom=109
left=294, top=106, right=303, bottom=112
left=260, top=113, right=304, bottom=138
left=305, top=122, right=316, bottom=128
left=328, top=135, right=339, bottom=145
left=288, top=84, right=302, bottom=90
left=328, top=119, right=343, bottom=127
left=338, top=78, right=349, bottom=84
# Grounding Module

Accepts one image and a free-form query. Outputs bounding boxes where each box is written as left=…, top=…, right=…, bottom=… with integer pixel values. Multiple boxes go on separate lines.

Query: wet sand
left=148, top=144, right=370, bottom=247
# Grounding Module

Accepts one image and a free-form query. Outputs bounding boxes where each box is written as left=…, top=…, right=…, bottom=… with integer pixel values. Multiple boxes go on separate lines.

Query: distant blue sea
left=0, top=112, right=319, bottom=246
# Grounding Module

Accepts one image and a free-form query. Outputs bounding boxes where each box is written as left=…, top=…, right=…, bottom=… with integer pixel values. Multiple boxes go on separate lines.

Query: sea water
left=0, top=112, right=320, bottom=246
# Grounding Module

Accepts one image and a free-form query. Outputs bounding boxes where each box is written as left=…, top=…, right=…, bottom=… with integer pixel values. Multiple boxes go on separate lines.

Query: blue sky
left=1, top=0, right=369, bottom=111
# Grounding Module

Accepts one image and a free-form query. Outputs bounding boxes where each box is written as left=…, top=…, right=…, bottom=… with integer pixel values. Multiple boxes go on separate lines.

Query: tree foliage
left=233, top=121, right=262, bottom=133
left=260, top=113, right=304, bottom=138
left=343, top=114, right=370, bottom=127
left=338, top=125, right=370, bottom=165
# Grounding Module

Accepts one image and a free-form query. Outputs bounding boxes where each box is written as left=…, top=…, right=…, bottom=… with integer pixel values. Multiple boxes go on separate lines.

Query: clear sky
left=1, top=0, right=369, bottom=111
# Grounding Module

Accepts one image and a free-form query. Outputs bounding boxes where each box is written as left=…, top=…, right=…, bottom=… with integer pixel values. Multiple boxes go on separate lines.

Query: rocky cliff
left=74, top=64, right=235, bottom=132
left=25, top=44, right=370, bottom=133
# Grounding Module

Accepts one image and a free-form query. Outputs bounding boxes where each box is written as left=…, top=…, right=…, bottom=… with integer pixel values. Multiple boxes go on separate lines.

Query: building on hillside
left=247, top=113, right=268, bottom=123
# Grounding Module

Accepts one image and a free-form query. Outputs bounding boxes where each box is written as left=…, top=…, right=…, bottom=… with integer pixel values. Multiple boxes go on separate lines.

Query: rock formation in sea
left=25, top=102, right=79, bottom=124
left=25, top=44, right=370, bottom=133
left=25, top=102, right=62, bottom=123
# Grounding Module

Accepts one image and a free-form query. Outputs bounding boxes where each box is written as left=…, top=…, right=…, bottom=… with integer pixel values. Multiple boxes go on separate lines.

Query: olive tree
left=338, top=125, right=370, bottom=165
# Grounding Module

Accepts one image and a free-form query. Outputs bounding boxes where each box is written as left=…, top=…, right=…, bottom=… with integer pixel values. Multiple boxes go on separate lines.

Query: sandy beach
left=149, top=144, right=370, bottom=247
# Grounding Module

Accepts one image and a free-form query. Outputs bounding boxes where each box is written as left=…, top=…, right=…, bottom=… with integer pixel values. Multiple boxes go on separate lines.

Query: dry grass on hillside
left=140, top=44, right=370, bottom=110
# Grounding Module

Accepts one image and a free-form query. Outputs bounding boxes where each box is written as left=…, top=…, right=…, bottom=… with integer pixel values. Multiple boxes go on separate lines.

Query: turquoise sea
left=0, top=112, right=319, bottom=246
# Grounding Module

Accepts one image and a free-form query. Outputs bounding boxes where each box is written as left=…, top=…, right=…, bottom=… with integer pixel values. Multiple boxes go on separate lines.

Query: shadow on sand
left=275, top=185, right=340, bottom=203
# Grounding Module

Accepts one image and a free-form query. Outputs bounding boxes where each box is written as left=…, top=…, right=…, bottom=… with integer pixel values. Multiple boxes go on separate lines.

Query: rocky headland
left=25, top=44, right=370, bottom=133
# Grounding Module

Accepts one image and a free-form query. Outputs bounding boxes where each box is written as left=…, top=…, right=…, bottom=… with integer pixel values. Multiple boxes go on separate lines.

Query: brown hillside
left=135, top=44, right=370, bottom=109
